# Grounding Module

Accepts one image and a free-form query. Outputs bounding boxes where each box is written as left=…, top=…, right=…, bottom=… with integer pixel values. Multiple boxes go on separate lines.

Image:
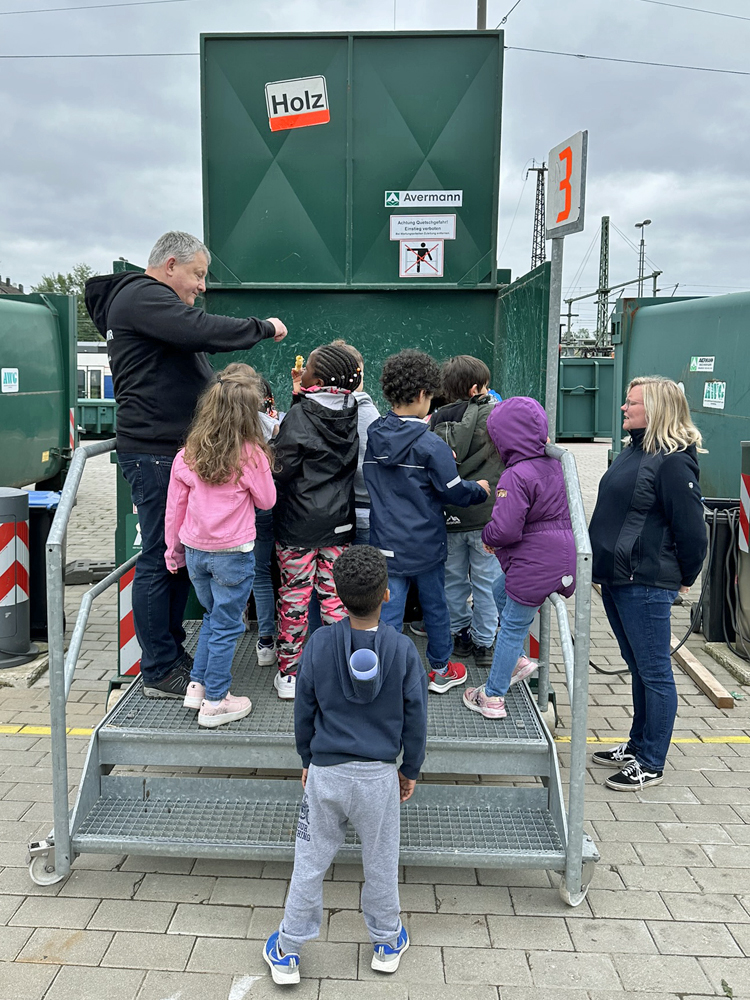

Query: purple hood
left=486, top=397, right=548, bottom=466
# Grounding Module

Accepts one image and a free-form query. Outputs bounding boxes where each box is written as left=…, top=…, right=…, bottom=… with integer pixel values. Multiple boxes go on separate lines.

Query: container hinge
left=50, top=447, right=74, bottom=460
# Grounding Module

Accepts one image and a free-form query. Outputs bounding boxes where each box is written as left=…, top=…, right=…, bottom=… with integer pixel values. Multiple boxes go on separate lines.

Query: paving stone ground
left=1, top=443, right=749, bottom=999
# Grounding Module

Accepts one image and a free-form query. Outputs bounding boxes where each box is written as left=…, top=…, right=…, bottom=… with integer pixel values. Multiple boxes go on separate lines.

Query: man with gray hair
left=85, top=231, right=287, bottom=699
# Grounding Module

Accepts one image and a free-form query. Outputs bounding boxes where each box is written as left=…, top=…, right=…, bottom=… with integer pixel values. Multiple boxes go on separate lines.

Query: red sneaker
left=428, top=661, right=467, bottom=694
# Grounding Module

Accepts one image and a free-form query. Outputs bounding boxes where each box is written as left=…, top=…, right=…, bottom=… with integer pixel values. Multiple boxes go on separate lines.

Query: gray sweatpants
left=278, top=760, right=402, bottom=954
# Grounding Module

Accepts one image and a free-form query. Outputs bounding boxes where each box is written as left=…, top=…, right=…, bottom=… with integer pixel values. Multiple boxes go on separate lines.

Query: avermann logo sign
left=384, top=190, right=463, bottom=207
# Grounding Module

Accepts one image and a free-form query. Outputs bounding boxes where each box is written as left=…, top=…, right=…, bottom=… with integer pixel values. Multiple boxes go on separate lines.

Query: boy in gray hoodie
left=263, top=546, right=428, bottom=985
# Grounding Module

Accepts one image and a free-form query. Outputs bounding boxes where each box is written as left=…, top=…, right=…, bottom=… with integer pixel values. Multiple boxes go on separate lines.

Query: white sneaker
left=274, top=671, right=296, bottom=700
left=197, top=693, right=252, bottom=728
left=183, top=681, right=205, bottom=710
left=256, top=638, right=278, bottom=667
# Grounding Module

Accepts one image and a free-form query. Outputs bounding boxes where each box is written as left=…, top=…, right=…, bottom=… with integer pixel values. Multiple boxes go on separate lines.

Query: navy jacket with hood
left=85, top=272, right=275, bottom=455
left=363, top=412, right=488, bottom=576
left=294, top=619, right=428, bottom=780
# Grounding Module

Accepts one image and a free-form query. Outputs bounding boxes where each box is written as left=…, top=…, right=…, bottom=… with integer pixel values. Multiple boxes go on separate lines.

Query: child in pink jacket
left=164, top=364, right=276, bottom=728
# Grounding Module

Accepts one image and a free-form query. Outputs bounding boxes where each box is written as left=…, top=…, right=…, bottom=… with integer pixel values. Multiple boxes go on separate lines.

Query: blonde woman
left=164, top=364, right=276, bottom=728
left=588, top=377, right=707, bottom=790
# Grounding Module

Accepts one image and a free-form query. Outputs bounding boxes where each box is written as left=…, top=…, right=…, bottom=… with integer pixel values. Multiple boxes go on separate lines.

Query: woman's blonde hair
left=627, top=375, right=703, bottom=455
left=183, top=363, right=273, bottom=484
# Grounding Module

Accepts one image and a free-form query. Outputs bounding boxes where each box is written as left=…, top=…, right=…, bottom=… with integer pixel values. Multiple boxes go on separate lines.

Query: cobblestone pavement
left=1, top=445, right=749, bottom=1000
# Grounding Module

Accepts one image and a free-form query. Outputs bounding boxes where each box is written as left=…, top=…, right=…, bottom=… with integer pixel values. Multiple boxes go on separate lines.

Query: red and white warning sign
left=740, top=473, right=750, bottom=553
left=399, top=239, right=444, bottom=278
left=0, top=519, right=30, bottom=607
left=119, top=565, right=142, bottom=676
left=265, top=75, right=330, bottom=133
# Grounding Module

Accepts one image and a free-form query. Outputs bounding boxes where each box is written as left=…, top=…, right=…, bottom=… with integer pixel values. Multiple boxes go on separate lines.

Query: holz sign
left=265, top=76, right=330, bottom=132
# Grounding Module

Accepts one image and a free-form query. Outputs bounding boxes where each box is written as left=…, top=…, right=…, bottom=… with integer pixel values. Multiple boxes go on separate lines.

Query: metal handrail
left=45, top=438, right=137, bottom=878
left=542, top=443, right=593, bottom=899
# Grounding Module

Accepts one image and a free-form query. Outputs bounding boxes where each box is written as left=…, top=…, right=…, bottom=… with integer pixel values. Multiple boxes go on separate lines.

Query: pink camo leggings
left=276, top=544, right=348, bottom=674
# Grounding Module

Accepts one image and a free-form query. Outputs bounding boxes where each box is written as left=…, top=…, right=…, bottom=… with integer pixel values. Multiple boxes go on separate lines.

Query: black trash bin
left=700, top=499, right=739, bottom=643
left=27, top=491, right=63, bottom=642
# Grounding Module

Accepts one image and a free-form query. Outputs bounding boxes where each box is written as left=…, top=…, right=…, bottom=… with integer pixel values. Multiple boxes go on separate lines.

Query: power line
left=506, top=45, right=750, bottom=77
left=498, top=174, right=530, bottom=259
left=628, top=0, right=750, bottom=23
left=0, top=0, right=203, bottom=14
left=0, top=50, right=197, bottom=57
left=495, top=0, right=525, bottom=28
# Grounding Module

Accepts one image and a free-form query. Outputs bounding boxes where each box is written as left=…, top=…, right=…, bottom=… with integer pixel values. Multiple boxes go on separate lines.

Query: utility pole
left=477, top=0, right=487, bottom=28
left=595, top=216, right=610, bottom=344
left=635, top=219, right=651, bottom=296
left=527, top=162, right=548, bottom=271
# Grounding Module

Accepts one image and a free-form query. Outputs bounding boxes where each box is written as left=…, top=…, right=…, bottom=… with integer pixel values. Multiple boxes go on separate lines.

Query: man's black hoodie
left=85, top=272, right=275, bottom=455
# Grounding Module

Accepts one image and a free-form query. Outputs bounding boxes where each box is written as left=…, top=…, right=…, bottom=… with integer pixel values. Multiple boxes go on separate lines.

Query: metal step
left=100, top=625, right=550, bottom=775
left=73, top=776, right=571, bottom=869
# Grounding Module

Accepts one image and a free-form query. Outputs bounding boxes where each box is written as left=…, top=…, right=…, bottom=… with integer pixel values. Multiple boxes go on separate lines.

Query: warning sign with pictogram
left=399, top=239, right=444, bottom=278
left=265, top=75, right=330, bottom=132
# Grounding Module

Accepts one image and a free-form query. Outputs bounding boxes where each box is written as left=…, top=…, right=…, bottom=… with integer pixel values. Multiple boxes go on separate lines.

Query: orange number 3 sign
left=556, top=146, right=573, bottom=224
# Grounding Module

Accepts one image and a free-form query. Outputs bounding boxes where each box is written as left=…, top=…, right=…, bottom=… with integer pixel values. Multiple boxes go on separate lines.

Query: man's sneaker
left=256, top=636, right=278, bottom=667
left=371, top=926, right=410, bottom=974
left=198, top=693, right=252, bottom=728
left=143, top=665, right=190, bottom=700
left=472, top=643, right=494, bottom=669
left=591, top=741, right=638, bottom=767
left=452, top=627, right=473, bottom=658
left=605, top=759, right=663, bottom=791
left=274, top=671, right=296, bottom=700
left=183, top=681, right=205, bottom=710
left=463, top=684, right=507, bottom=719
left=428, top=661, right=467, bottom=693
left=510, top=655, right=538, bottom=686
left=410, top=620, right=427, bottom=637
left=263, top=931, right=300, bottom=985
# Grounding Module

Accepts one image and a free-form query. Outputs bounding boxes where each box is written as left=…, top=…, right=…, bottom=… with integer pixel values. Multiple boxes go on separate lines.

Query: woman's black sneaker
left=591, top=742, right=637, bottom=767
left=605, top=759, right=663, bottom=791
left=143, top=665, right=190, bottom=699
left=472, top=644, right=494, bottom=669
left=452, top=628, right=473, bottom=658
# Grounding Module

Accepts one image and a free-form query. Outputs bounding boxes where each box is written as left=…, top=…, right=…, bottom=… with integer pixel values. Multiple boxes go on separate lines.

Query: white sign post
left=545, top=130, right=588, bottom=442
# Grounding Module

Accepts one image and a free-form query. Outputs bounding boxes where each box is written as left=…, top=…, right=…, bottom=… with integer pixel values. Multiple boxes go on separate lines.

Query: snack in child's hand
left=294, top=355, right=304, bottom=373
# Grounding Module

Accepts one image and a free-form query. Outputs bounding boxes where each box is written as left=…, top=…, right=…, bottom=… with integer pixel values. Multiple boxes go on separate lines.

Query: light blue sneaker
left=371, top=925, right=410, bottom=973
left=263, top=931, right=300, bottom=985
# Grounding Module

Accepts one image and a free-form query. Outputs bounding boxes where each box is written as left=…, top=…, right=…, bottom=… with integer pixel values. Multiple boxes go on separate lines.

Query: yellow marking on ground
left=0, top=725, right=22, bottom=734
left=0, top=725, right=94, bottom=737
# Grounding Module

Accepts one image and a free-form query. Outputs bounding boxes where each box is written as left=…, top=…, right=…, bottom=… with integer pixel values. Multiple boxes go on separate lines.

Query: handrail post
left=537, top=601, right=551, bottom=711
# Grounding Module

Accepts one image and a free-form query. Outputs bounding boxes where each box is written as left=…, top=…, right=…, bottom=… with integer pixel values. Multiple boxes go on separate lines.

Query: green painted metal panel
left=494, top=263, right=550, bottom=403
left=201, top=31, right=502, bottom=289
left=557, top=358, right=614, bottom=440
left=612, top=293, right=750, bottom=498
left=203, top=288, right=498, bottom=413
left=0, top=295, right=76, bottom=489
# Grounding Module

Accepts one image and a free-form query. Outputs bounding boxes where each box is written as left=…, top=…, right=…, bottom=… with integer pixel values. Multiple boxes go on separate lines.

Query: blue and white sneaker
left=371, top=926, right=410, bottom=973
left=263, top=931, right=300, bottom=985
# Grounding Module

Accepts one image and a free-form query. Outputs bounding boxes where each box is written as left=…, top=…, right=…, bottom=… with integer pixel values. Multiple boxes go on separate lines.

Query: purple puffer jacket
left=481, top=397, right=576, bottom=607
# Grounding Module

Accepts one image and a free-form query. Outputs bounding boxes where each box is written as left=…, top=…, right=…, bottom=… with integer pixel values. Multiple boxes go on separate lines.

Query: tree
left=32, top=263, right=102, bottom=341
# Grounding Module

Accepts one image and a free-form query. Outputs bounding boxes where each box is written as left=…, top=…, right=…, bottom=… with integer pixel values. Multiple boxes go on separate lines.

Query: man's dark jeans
left=118, top=453, right=191, bottom=683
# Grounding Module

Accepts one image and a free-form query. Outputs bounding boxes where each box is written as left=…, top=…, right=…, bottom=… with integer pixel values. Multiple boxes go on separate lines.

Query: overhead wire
left=505, top=45, right=750, bottom=77
left=498, top=171, right=530, bottom=259
left=0, top=0, right=205, bottom=13
left=495, top=0, right=526, bottom=27
left=564, top=226, right=600, bottom=299
left=628, top=0, right=750, bottom=22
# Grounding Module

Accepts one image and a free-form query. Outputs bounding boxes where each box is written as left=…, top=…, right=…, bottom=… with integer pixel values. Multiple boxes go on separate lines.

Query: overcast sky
left=1, top=0, right=748, bottom=330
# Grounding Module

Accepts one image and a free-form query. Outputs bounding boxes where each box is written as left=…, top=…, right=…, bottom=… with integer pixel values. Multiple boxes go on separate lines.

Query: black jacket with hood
left=588, top=427, right=707, bottom=589
left=272, top=389, right=359, bottom=548
left=85, top=272, right=275, bottom=455
left=294, top=618, right=428, bottom=780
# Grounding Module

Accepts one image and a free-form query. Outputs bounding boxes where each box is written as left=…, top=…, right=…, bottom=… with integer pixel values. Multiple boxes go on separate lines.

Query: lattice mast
left=596, top=216, right=610, bottom=344
left=527, top=161, right=548, bottom=270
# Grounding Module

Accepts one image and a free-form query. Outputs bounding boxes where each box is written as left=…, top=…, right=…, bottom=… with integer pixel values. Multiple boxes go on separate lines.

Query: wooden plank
left=670, top=634, right=734, bottom=710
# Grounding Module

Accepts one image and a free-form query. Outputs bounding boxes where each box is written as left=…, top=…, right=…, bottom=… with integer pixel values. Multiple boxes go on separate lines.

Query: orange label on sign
left=265, top=75, right=330, bottom=133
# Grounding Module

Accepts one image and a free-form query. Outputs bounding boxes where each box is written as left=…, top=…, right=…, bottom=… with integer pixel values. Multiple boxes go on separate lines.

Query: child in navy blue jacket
left=263, top=546, right=428, bottom=985
left=363, top=350, right=490, bottom=693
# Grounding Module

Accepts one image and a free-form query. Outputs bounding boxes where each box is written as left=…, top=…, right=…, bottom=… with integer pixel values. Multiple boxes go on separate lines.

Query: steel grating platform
left=73, top=777, right=566, bottom=867
left=104, top=623, right=547, bottom=749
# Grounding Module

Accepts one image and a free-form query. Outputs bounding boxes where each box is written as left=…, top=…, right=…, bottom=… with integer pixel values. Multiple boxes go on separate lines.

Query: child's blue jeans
left=445, top=530, right=500, bottom=648
left=485, top=572, right=537, bottom=698
left=185, top=547, right=256, bottom=701
left=380, top=563, right=452, bottom=670
left=251, top=509, right=276, bottom=637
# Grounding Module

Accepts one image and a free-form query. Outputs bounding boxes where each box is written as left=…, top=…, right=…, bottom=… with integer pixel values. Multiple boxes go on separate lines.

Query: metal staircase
left=29, top=440, right=599, bottom=906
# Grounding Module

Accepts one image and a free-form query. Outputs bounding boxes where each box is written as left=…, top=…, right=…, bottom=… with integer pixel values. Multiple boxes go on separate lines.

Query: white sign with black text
left=389, top=215, right=456, bottom=241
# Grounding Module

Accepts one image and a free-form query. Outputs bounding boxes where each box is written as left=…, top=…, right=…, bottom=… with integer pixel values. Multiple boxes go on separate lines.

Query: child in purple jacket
left=463, top=397, right=576, bottom=719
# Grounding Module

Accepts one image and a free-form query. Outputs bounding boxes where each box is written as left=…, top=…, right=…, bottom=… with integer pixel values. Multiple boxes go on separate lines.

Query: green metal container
left=557, top=357, right=614, bottom=440
left=612, top=293, right=750, bottom=498
left=0, top=294, right=77, bottom=489
left=77, top=399, right=117, bottom=439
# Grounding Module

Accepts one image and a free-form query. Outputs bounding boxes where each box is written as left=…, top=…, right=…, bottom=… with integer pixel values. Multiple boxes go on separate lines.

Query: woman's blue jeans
left=185, top=547, right=256, bottom=701
left=601, top=583, right=679, bottom=771
left=486, top=572, right=537, bottom=698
